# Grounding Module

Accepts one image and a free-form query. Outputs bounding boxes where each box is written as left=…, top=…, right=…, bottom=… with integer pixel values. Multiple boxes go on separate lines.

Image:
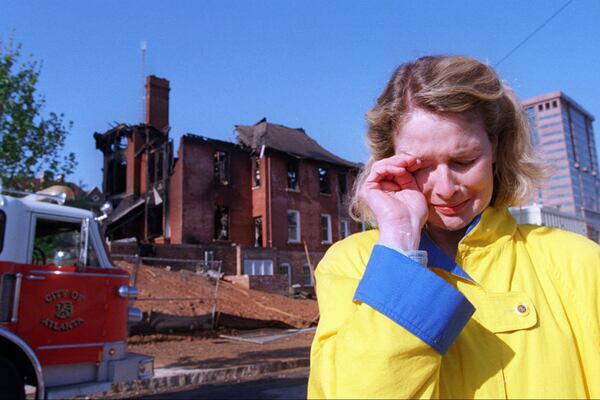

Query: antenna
left=140, top=40, right=147, bottom=123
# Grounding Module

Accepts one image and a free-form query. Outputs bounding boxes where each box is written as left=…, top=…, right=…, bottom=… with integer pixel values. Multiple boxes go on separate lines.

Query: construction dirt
left=128, top=331, right=314, bottom=369
left=117, top=261, right=319, bottom=368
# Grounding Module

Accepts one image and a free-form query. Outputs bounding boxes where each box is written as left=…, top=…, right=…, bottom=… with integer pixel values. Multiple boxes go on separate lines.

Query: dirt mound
left=117, top=261, right=319, bottom=330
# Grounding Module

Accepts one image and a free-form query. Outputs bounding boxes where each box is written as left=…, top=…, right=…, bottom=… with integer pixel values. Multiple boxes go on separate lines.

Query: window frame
left=287, top=210, right=301, bottom=243
left=339, top=218, right=350, bottom=239
left=303, top=263, right=314, bottom=287
left=279, top=263, right=292, bottom=286
left=321, top=214, right=332, bottom=244
left=29, top=213, right=106, bottom=268
left=243, top=259, right=274, bottom=276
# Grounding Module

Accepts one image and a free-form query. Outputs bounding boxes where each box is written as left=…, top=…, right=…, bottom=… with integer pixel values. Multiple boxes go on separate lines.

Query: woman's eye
left=453, top=159, right=477, bottom=167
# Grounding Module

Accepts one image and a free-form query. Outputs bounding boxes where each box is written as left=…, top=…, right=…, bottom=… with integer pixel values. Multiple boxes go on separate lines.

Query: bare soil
left=128, top=332, right=314, bottom=369
left=117, top=261, right=318, bottom=368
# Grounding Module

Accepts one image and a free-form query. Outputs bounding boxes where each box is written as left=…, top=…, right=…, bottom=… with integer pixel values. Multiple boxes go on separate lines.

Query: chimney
left=145, top=75, right=170, bottom=132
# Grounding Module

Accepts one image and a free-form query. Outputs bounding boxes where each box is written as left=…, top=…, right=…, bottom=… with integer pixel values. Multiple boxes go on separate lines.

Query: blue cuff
left=354, top=245, right=475, bottom=354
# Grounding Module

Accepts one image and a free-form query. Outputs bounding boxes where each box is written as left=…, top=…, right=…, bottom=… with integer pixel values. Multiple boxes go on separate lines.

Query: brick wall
left=267, top=151, right=360, bottom=251
left=168, top=146, right=184, bottom=243
left=178, top=135, right=253, bottom=246
left=109, top=240, right=326, bottom=291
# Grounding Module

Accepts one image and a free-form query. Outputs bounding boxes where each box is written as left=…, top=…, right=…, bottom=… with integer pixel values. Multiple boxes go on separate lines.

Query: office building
left=522, top=91, right=600, bottom=241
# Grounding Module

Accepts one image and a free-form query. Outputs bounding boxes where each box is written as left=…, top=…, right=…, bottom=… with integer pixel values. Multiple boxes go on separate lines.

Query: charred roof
left=235, top=118, right=358, bottom=168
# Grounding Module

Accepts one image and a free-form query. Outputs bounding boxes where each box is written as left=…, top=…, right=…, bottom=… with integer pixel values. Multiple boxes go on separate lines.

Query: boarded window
left=214, top=151, right=230, bottom=185
left=214, top=206, right=229, bottom=240
left=318, top=167, right=330, bottom=193
left=287, top=160, right=299, bottom=190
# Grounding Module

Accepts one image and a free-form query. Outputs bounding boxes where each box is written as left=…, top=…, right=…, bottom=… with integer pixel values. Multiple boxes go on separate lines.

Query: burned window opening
left=148, top=153, right=155, bottom=184
left=338, top=173, right=347, bottom=195
left=148, top=150, right=165, bottom=185
left=118, top=135, right=128, bottom=150
left=214, top=151, right=230, bottom=185
left=108, top=134, right=129, bottom=153
left=157, top=152, right=164, bottom=182
left=318, top=167, right=330, bottom=194
left=107, top=159, right=127, bottom=195
left=147, top=204, right=163, bottom=239
left=214, top=206, right=230, bottom=241
left=253, top=157, right=261, bottom=187
left=254, top=216, right=263, bottom=247
left=287, top=160, right=299, bottom=190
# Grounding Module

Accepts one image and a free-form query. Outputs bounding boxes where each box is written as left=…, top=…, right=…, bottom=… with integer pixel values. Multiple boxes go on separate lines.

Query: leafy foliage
left=0, top=38, right=77, bottom=190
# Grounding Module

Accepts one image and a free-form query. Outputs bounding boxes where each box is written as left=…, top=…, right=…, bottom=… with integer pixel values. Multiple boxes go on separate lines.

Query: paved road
left=144, top=368, right=309, bottom=399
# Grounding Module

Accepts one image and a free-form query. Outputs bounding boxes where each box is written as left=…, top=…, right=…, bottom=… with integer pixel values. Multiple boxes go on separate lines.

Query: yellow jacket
left=308, top=207, right=600, bottom=399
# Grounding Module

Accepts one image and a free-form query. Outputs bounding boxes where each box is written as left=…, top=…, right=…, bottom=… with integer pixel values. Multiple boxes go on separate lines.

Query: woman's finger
left=378, top=181, right=402, bottom=192
left=366, top=164, right=409, bottom=184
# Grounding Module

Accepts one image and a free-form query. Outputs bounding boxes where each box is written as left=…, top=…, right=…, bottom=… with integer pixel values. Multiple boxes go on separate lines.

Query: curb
left=100, top=358, right=310, bottom=398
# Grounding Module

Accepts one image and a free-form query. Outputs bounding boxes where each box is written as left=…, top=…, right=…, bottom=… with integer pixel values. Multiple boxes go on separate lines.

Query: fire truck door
left=16, top=214, right=115, bottom=365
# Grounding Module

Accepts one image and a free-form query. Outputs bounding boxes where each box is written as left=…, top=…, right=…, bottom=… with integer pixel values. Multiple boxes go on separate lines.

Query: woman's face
left=394, top=109, right=495, bottom=233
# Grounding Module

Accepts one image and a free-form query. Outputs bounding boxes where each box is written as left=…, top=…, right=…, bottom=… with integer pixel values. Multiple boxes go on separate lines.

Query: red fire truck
left=0, top=187, right=153, bottom=399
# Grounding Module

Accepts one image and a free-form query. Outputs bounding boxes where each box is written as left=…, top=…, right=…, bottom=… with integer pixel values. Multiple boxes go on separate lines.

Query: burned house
left=94, top=76, right=173, bottom=242
left=94, top=76, right=361, bottom=291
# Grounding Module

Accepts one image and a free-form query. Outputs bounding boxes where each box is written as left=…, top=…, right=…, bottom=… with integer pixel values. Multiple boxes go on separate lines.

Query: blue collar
left=419, top=214, right=481, bottom=282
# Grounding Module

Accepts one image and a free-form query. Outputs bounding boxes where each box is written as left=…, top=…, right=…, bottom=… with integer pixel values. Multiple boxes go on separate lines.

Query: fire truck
left=0, top=187, right=153, bottom=399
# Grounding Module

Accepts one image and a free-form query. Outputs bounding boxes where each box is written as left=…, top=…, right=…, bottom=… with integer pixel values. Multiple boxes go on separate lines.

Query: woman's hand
left=359, top=154, right=428, bottom=250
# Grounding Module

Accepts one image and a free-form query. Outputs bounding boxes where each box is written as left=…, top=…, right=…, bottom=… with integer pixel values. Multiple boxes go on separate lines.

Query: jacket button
left=516, top=304, right=528, bottom=315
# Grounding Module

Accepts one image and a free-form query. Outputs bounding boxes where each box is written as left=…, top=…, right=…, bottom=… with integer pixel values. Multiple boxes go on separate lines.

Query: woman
left=308, top=56, right=600, bottom=399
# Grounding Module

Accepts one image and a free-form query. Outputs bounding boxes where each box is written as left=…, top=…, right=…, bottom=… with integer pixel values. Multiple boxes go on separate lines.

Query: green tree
left=0, top=38, right=77, bottom=190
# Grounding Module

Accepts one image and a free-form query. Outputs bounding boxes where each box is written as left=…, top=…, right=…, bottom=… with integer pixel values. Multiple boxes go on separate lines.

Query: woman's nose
left=432, top=165, right=459, bottom=199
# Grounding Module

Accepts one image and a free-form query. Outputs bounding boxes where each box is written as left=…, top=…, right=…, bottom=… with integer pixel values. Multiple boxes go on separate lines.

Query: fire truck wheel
left=0, top=356, right=25, bottom=400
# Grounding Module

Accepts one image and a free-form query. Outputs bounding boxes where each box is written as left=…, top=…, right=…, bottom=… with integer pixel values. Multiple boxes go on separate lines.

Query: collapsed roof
left=235, top=118, right=357, bottom=168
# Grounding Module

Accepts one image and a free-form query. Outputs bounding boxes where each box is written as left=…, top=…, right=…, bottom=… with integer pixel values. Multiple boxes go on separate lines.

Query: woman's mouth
left=432, top=199, right=471, bottom=216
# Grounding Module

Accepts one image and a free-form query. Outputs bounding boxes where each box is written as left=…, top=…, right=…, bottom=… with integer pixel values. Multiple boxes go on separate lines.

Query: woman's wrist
left=378, top=228, right=421, bottom=251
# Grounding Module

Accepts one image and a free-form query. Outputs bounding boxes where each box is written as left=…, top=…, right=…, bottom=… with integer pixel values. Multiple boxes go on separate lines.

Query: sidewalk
left=95, top=329, right=314, bottom=398
left=104, top=358, right=310, bottom=398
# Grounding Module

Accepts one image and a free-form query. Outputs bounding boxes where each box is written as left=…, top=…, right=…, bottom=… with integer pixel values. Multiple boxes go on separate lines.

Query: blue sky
left=2, top=0, right=599, bottom=188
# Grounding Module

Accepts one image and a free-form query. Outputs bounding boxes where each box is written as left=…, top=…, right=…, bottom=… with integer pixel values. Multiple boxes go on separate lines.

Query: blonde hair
left=350, top=55, right=546, bottom=225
